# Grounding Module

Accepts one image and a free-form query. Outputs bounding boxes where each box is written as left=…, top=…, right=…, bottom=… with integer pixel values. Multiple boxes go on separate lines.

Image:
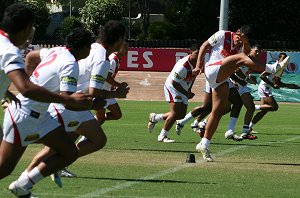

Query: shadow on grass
left=222, top=161, right=300, bottom=167
left=75, top=176, right=216, bottom=185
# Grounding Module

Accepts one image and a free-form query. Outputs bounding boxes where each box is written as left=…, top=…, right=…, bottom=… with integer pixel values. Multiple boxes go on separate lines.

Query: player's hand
left=273, top=84, right=280, bottom=89
left=66, top=92, right=94, bottom=110
left=90, top=97, right=106, bottom=110
left=187, top=92, right=195, bottom=99
left=192, top=68, right=201, bottom=76
left=115, top=84, right=130, bottom=98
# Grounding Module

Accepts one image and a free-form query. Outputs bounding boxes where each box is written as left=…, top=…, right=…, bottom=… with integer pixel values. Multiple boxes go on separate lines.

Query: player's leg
left=225, top=87, right=243, bottom=140
left=196, top=82, right=229, bottom=161
left=158, top=102, right=187, bottom=142
left=105, top=102, right=122, bottom=121
left=241, top=92, right=255, bottom=133
left=75, top=119, right=107, bottom=157
left=95, top=108, right=106, bottom=125
left=0, top=141, right=26, bottom=179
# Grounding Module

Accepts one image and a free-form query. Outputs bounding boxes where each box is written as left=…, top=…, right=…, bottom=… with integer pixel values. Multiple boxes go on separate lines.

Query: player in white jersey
left=20, top=20, right=129, bottom=186
left=0, top=3, right=92, bottom=185
left=176, top=26, right=250, bottom=140
left=193, top=50, right=289, bottom=162
left=249, top=53, right=299, bottom=132
left=3, top=26, right=95, bottom=197
left=95, top=40, right=129, bottom=125
left=147, top=44, right=199, bottom=143
left=231, top=44, right=262, bottom=139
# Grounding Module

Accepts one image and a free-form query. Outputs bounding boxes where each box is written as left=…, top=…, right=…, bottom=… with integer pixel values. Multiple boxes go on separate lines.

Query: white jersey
left=259, top=62, right=277, bottom=90
left=77, top=43, right=110, bottom=93
left=17, top=47, right=79, bottom=113
left=165, top=55, right=196, bottom=91
left=206, top=30, right=242, bottom=66
left=0, top=31, right=25, bottom=100
left=103, top=52, right=120, bottom=91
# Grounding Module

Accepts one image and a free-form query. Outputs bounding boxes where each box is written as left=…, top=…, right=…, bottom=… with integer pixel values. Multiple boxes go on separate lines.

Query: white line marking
left=77, top=135, right=300, bottom=197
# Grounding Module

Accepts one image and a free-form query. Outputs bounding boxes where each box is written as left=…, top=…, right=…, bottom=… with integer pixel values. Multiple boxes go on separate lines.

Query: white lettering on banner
left=175, top=52, right=189, bottom=62
left=127, top=51, right=138, bottom=68
left=143, top=51, right=153, bottom=68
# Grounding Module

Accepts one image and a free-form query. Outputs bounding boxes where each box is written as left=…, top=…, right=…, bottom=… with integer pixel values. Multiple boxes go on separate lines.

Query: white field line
left=76, top=136, right=300, bottom=198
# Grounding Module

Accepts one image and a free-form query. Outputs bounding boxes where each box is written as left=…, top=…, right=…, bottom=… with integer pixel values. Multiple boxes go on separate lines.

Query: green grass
left=1, top=100, right=300, bottom=198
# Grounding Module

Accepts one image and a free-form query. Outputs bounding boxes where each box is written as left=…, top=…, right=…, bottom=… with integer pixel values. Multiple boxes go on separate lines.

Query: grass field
left=0, top=100, right=299, bottom=198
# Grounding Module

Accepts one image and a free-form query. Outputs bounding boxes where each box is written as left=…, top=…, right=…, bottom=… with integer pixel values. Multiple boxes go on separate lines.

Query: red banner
left=119, top=48, right=190, bottom=72
left=120, top=47, right=267, bottom=72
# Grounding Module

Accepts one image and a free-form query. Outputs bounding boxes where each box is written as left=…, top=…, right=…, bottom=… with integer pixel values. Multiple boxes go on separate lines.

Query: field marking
left=77, top=135, right=300, bottom=198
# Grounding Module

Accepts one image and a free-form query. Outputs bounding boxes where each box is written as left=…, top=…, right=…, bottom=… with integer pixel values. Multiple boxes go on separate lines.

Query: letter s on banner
left=143, top=51, right=153, bottom=68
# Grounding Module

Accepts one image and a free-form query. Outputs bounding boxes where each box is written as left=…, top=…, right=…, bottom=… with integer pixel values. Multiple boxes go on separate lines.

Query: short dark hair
left=238, top=25, right=253, bottom=39
left=65, top=28, right=94, bottom=51
left=190, top=43, right=199, bottom=52
left=251, top=43, right=261, bottom=49
left=1, top=3, right=35, bottom=34
left=278, top=52, right=287, bottom=60
left=97, top=20, right=126, bottom=45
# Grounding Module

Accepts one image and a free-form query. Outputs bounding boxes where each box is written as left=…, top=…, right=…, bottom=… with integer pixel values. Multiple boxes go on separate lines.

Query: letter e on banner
left=127, top=51, right=138, bottom=68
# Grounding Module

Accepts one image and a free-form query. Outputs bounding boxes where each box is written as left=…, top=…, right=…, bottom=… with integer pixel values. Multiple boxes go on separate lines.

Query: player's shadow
left=222, top=161, right=300, bottom=167
left=75, top=176, right=216, bottom=185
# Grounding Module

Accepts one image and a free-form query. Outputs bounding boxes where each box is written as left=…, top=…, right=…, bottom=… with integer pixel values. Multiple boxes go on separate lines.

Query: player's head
left=249, top=43, right=262, bottom=59
left=97, top=20, right=126, bottom=51
left=278, top=53, right=287, bottom=62
left=65, top=28, right=94, bottom=60
left=189, top=44, right=199, bottom=63
left=117, top=39, right=129, bottom=56
left=1, top=3, right=35, bottom=47
left=234, top=25, right=253, bottom=46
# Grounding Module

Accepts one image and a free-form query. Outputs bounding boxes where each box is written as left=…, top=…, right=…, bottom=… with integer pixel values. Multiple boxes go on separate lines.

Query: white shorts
left=3, top=105, right=60, bottom=146
left=104, top=98, right=117, bottom=109
left=49, top=104, right=95, bottom=132
left=164, top=85, right=188, bottom=105
left=205, top=61, right=227, bottom=90
left=258, top=84, right=272, bottom=98
left=237, top=84, right=251, bottom=96
left=204, top=79, right=211, bottom=93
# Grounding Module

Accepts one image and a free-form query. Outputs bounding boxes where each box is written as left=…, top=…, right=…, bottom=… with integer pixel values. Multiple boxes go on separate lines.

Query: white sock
left=159, top=129, right=168, bottom=137
left=17, top=167, right=44, bottom=190
left=255, top=105, right=261, bottom=110
left=249, top=122, right=254, bottom=129
left=178, top=112, right=194, bottom=125
left=155, top=114, right=164, bottom=122
left=18, top=169, right=29, bottom=180
left=200, top=138, right=211, bottom=148
left=227, top=117, right=238, bottom=131
left=193, top=119, right=199, bottom=125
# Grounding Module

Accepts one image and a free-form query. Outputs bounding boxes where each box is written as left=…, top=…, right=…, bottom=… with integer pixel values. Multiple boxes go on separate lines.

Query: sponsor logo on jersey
left=174, top=72, right=181, bottom=80
left=175, top=95, right=182, bottom=100
left=24, top=133, right=40, bottom=142
left=61, top=76, right=77, bottom=86
left=67, top=121, right=80, bottom=127
left=91, top=74, right=106, bottom=83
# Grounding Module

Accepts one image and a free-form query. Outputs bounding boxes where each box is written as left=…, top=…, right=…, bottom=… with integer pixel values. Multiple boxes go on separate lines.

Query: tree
left=0, top=0, right=15, bottom=20
left=229, top=0, right=300, bottom=41
left=80, top=0, right=125, bottom=35
left=21, top=0, right=50, bottom=40
left=137, top=0, right=150, bottom=38
left=163, top=0, right=219, bottom=40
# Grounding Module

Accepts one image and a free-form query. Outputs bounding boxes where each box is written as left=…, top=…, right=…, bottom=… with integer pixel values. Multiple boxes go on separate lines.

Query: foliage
left=163, top=0, right=219, bottom=40
left=0, top=0, right=15, bottom=20
left=147, top=21, right=176, bottom=40
left=21, top=0, right=50, bottom=40
left=61, top=16, right=83, bottom=40
left=229, top=0, right=300, bottom=41
left=80, top=0, right=125, bottom=35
